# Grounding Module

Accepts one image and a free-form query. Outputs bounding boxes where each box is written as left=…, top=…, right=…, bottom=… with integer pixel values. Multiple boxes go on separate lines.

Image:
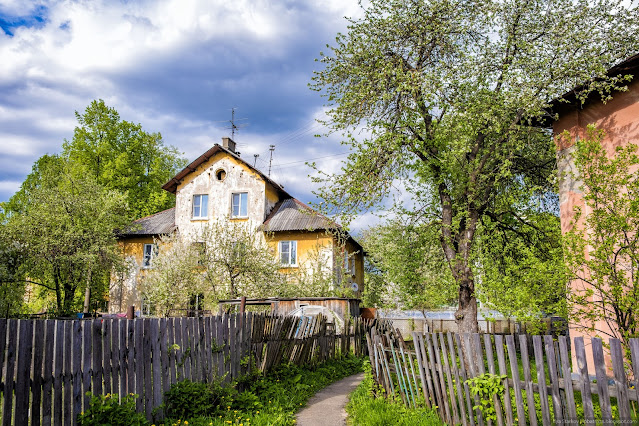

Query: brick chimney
left=222, top=137, right=236, bottom=153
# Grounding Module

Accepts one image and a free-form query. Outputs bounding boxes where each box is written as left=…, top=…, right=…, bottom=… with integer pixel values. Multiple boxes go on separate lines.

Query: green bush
left=77, top=393, right=148, bottom=426
left=163, top=379, right=233, bottom=420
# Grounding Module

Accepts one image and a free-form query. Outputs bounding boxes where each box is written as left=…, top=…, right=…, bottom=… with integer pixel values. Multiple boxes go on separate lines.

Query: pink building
left=551, top=53, right=639, bottom=372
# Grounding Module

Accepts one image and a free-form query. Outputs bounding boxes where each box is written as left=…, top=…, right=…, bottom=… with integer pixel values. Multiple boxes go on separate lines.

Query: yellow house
left=109, top=138, right=364, bottom=313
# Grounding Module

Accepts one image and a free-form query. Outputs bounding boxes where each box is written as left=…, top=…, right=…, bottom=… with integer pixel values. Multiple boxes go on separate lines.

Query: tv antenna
left=215, top=107, right=248, bottom=139
left=268, top=145, right=275, bottom=177
left=253, top=154, right=259, bottom=167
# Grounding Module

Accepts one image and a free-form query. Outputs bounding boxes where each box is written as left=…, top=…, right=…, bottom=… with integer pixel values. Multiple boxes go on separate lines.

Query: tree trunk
left=83, top=265, right=92, bottom=314
left=455, top=271, right=479, bottom=334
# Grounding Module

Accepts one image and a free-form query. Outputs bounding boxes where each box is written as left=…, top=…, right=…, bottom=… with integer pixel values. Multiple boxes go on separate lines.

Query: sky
left=0, top=0, right=388, bottom=231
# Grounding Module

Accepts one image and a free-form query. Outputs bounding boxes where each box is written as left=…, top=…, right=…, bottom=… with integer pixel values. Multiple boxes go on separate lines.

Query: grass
left=345, top=361, right=443, bottom=426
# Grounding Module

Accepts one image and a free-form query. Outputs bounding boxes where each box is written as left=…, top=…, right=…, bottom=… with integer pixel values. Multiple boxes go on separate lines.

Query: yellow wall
left=110, top=236, right=156, bottom=313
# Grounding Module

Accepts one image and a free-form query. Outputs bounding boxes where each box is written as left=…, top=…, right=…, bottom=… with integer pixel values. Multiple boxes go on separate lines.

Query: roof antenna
left=268, top=145, right=275, bottom=177
left=253, top=154, right=259, bottom=167
left=230, top=108, right=238, bottom=139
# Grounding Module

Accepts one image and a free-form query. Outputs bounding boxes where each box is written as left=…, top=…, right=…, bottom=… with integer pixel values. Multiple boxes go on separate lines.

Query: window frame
left=231, top=192, right=249, bottom=218
left=142, top=243, right=158, bottom=268
left=192, top=194, right=209, bottom=219
left=279, top=240, right=298, bottom=267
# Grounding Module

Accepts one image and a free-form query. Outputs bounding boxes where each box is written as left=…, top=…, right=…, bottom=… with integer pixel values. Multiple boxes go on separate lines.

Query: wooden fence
left=0, top=313, right=369, bottom=426
left=367, top=329, right=639, bottom=425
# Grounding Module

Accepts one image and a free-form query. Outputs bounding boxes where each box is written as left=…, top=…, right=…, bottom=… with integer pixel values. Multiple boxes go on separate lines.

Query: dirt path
left=295, top=372, right=364, bottom=426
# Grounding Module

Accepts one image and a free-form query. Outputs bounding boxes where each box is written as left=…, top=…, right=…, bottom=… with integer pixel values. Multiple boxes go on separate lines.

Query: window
left=143, top=244, right=158, bottom=267
left=279, top=241, right=297, bottom=266
left=216, top=169, right=226, bottom=181
left=193, top=194, right=208, bottom=219
left=231, top=192, right=248, bottom=218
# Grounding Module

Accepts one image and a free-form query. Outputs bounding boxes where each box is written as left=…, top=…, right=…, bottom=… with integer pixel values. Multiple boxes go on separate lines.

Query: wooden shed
left=218, top=297, right=361, bottom=321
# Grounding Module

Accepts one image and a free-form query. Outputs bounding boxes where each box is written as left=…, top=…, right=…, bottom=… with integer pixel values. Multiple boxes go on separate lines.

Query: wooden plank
left=167, top=318, right=177, bottom=387
left=609, top=338, right=631, bottom=420
left=53, top=320, right=64, bottom=426
left=518, top=334, right=538, bottom=426
left=2, top=320, right=17, bottom=426
left=591, top=338, right=612, bottom=421
left=573, top=337, right=594, bottom=421
left=103, top=319, right=112, bottom=396
left=174, top=318, right=184, bottom=381
left=543, top=335, right=563, bottom=422
left=411, top=333, right=431, bottom=408
left=449, top=333, right=469, bottom=426
left=505, top=335, right=526, bottom=426
left=42, top=320, right=55, bottom=426
left=160, top=318, right=170, bottom=395
left=143, top=318, right=152, bottom=420
left=81, top=320, right=92, bottom=414
left=73, top=321, right=83, bottom=425
left=464, top=334, right=484, bottom=426
left=92, top=319, right=103, bottom=397
left=455, top=334, right=476, bottom=426
left=134, top=319, right=144, bottom=413
left=494, top=335, right=514, bottom=426
left=203, top=317, right=212, bottom=383
left=438, top=332, right=459, bottom=423
left=531, top=336, right=550, bottom=426
left=193, top=317, right=202, bottom=382
left=110, top=320, right=120, bottom=399
left=14, top=320, right=33, bottom=425
left=0, top=319, right=6, bottom=404
left=483, top=334, right=504, bottom=426
left=229, top=315, right=236, bottom=380
left=63, top=321, right=72, bottom=425
left=32, top=320, right=45, bottom=426
left=557, top=336, right=577, bottom=421
left=151, top=319, right=163, bottom=420
left=425, top=333, right=446, bottom=420
left=629, top=339, right=639, bottom=419
left=127, top=320, right=135, bottom=397
left=119, top=319, right=128, bottom=400
left=182, top=318, right=191, bottom=381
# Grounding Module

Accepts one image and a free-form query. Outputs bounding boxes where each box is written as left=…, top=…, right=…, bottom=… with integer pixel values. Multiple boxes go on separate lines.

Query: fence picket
left=505, top=335, right=526, bottom=426
left=15, top=320, right=33, bottom=425
left=557, top=336, right=577, bottom=421
left=543, top=335, right=563, bottom=422
left=518, top=334, right=538, bottom=426
left=455, top=334, right=476, bottom=426
left=483, top=334, right=504, bottom=426
left=82, top=320, right=92, bottom=414
left=2, top=320, right=17, bottom=426
left=143, top=319, right=153, bottom=421
left=610, top=338, right=631, bottom=420
left=63, top=321, right=72, bottom=425
left=574, top=337, right=594, bottom=421
left=53, top=321, right=64, bottom=426
left=134, top=319, right=144, bottom=413
left=494, top=335, right=514, bottom=426
left=73, top=321, right=82, bottom=424
left=103, top=319, right=112, bottom=396
left=591, top=338, right=612, bottom=421
left=532, top=335, right=551, bottom=426
left=32, top=320, right=45, bottom=426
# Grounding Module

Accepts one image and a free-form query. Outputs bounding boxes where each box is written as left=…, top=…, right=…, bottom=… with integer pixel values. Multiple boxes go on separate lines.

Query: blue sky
left=0, top=0, right=385, bottom=229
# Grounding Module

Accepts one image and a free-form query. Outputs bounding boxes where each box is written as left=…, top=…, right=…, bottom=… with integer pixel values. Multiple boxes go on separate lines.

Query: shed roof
left=120, top=207, right=176, bottom=237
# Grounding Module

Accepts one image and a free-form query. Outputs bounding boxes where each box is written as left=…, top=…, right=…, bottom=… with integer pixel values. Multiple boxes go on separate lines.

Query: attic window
left=216, top=169, right=226, bottom=181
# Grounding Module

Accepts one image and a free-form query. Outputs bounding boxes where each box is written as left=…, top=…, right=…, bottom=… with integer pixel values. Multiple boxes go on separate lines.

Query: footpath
left=296, top=372, right=364, bottom=426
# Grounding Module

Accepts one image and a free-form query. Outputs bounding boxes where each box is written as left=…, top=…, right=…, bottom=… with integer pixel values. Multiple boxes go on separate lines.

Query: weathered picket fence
left=0, top=313, right=370, bottom=425
left=367, top=329, right=639, bottom=425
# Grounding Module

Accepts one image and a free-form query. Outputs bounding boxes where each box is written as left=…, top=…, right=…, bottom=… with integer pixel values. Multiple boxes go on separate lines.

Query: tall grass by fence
left=367, top=329, right=639, bottom=425
left=0, top=313, right=371, bottom=425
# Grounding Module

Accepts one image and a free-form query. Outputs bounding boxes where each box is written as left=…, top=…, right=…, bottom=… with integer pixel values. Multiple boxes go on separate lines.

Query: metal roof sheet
left=261, top=198, right=337, bottom=232
left=121, top=207, right=176, bottom=236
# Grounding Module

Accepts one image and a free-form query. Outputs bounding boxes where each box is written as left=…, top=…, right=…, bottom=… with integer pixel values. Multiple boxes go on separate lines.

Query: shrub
left=163, top=379, right=233, bottom=420
left=77, top=393, right=148, bottom=426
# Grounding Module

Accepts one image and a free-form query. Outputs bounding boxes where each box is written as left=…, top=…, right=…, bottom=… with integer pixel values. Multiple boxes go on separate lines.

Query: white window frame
left=279, top=240, right=298, bottom=267
left=192, top=194, right=209, bottom=219
left=143, top=243, right=158, bottom=268
left=231, top=192, right=248, bottom=218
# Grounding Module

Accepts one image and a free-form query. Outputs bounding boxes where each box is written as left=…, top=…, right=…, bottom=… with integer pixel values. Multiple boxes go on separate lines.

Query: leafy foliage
left=564, top=126, right=639, bottom=345
left=4, top=156, right=130, bottom=315
left=77, top=393, right=148, bottom=426
left=311, top=0, right=639, bottom=331
left=163, top=380, right=234, bottom=420
left=63, top=99, right=187, bottom=218
left=466, top=373, right=506, bottom=422
left=361, top=218, right=456, bottom=312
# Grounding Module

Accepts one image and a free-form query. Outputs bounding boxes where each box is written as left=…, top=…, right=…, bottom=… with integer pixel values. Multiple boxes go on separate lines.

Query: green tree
left=564, top=126, right=639, bottom=346
left=4, top=156, right=130, bottom=315
left=361, top=218, right=456, bottom=314
left=142, top=221, right=284, bottom=315
left=63, top=99, right=187, bottom=218
left=311, top=0, right=638, bottom=332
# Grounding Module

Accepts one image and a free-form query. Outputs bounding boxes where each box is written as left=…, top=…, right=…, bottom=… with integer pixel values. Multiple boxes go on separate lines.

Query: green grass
left=345, top=361, right=443, bottom=426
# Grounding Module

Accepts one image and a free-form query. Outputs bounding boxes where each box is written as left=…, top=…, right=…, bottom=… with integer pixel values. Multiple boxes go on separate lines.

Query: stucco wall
left=110, top=236, right=155, bottom=313
left=175, top=152, right=277, bottom=238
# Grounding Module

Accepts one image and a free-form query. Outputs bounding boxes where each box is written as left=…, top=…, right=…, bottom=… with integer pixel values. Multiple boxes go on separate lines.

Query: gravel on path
left=295, top=372, right=364, bottom=426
